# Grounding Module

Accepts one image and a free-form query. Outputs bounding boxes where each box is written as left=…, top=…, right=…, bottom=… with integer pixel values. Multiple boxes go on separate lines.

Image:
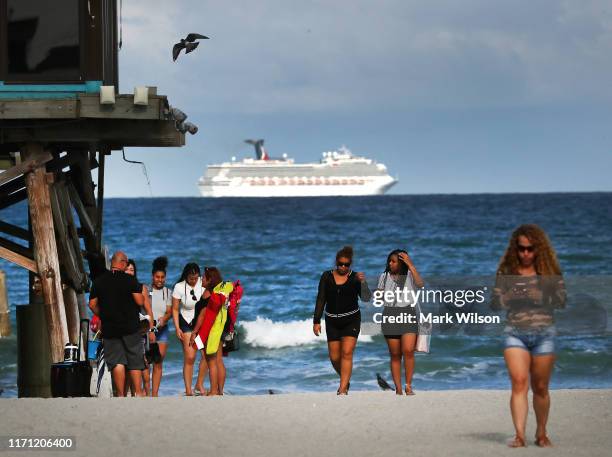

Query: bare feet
left=535, top=435, right=553, bottom=447
left=507, top=436, right=527, bottom=448
left=395, top=388, right=403, bottom=395
left=405, top=386, right=415, bottom=396
left=197, top=387, right=208, bottom=396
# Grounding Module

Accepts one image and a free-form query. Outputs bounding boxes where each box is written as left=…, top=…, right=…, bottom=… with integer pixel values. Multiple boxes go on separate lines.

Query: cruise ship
left=197, top=140, right=397, bottom=197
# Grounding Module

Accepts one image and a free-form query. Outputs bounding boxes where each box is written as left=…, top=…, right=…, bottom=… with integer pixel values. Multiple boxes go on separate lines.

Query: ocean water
left=1, top=193, right=611, bottom=397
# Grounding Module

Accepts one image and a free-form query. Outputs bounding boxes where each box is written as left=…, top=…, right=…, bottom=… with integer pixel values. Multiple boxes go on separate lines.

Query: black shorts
left=179, top=314, right=194, bottom=333
left=103, top=331, right=145, bottom=371
left=325, top=311, right=361, bottom=341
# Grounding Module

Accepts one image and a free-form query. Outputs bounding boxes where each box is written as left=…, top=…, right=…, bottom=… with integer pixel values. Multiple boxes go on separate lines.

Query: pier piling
left=0, top=270, right=11, bottom=337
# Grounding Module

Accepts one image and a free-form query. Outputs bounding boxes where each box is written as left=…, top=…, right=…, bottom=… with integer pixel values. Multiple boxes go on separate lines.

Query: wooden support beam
left=23, top=143, right=69, bottom=363
left=0, top=188, right=27, bottom=210
left=0, top=151, right=53, bottom=188
left=0, top=176, right=26, bottom=199
left=47, top=150, right=99, bottom=174
left=0, top=99, right=77, bottom=119
left=58, top=182, right=88, bottom=288
left=0, top=245, right=37, bottom=273
left=79, top=94, right=163, bottom=120
left=50, top=181, right=87, bottom=292
left=0, top=270, right=11, bottom=337
left=0, top=236, right=33, bottom=259
left=0, top=151, right=99, bottom=203
left=71, top=150, right=98, bottom=217
left=0, top=96, right=167, bottom=120
left=62, top=287, right=81, bottom=347
left=0, top=119, right=185, bottom=147
left=0, top=220, right=30, bottom=241
left=68, top=150, right=106, bottom=281
left=67, top=180, right=95, bottom=238
left=96, top=148, right=107, bottom=253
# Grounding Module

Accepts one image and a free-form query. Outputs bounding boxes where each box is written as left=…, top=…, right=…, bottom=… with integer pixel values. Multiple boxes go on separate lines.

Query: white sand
left=1, top=389, right=610, bottom=457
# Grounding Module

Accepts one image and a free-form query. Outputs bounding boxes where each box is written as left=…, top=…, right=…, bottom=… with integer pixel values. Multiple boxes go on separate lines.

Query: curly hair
left=152, top=256, right=168, bottom=275
left=497, top=224, right=562, bottom=276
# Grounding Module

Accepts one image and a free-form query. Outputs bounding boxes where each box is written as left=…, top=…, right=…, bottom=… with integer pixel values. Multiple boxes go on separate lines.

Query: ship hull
left=198, top=176, right=396, bottom=197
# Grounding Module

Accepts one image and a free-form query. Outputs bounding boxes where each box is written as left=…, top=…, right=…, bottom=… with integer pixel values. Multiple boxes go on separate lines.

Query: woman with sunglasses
left=313, top=246, right=371, bottom=395
left=172, top=262, right=208, bottom=396
left=377, top=249, right=425, bottom=395
left=491, top=225, right=566, bottom=448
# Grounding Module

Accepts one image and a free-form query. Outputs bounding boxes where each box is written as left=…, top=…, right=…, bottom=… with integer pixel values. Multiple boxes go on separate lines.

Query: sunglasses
left=517, top=244, right=535, bottom=253
left=337, top=262, right=351, bottom=268
left=190, top=289, right=197, bottom=300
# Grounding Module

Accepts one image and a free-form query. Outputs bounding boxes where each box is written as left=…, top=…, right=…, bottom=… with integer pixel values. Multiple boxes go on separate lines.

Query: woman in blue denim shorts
left=491, top=224, right=566, bottom=448
left=148, top=256, right=173, bottom=396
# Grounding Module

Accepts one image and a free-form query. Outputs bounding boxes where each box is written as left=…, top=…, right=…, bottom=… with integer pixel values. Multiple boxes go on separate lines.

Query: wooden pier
left=0, top=0, right=186, bottom=395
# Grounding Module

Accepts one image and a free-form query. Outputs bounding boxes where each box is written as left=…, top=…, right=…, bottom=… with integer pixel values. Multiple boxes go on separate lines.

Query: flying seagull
left=172, top=33, right=209, bottom=61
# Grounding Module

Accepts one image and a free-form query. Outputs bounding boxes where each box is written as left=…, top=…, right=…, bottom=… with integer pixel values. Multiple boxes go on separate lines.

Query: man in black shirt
left=89, top=251, right=145, bottom=396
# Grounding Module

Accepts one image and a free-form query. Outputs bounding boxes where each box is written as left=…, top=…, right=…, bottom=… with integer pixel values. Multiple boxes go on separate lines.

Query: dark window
left=5, top=0, right=82, bottom=81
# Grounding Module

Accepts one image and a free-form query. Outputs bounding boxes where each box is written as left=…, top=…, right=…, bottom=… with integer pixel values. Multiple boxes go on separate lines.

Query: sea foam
left=241, top=316, right=373, bottom=349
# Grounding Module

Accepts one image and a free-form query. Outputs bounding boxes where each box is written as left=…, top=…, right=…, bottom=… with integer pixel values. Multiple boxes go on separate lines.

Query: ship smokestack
left=245, top=139, right=269, bottom=160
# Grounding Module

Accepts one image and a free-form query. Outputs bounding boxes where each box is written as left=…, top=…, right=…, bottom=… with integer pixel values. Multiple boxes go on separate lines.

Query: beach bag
left=415, top=301, right=432, bottom=353
left=415, top=334, right=431, bottom=353
left=50, top=319, right=92, bottom=397
left=222, top=328, right=240, bottom=353
left=222, top=331, right=239, bottom=352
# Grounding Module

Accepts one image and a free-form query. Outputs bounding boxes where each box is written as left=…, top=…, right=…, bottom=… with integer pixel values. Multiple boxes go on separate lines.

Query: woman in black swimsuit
left=313, top=246, right=371, bottom=395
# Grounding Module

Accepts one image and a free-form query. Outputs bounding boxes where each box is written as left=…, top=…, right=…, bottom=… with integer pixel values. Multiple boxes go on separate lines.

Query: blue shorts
left=156, top=325, right=169, bottom=343
left=504, top=326, right=556, bottom=356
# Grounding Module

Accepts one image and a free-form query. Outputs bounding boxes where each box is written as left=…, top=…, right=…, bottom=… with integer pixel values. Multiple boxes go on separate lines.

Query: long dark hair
left=178, top=262, right=201, bottom=284
left=152, top=256, right=168, bottom=275
left=384, top=249, right=408, bottom=288
left=127, top=259, right=138, bottom=281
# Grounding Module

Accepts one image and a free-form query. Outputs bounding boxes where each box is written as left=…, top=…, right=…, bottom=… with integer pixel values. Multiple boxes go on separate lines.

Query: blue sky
left=105, top=0, right=612, bottom=196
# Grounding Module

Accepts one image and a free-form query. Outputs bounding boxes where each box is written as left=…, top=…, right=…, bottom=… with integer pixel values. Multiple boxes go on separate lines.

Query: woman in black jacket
left=313, top=246, right=371, bottom=395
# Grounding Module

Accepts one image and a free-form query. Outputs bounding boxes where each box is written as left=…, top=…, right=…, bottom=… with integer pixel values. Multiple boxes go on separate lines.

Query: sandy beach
left=1, top=389, right=610, bottom=457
